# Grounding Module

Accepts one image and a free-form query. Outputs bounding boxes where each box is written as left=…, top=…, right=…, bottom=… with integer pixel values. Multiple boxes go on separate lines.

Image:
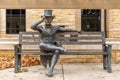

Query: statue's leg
left=48, top=50, right=59, bottom=77
left=40, top=43, right=66, bottom=52
left=48, top=55, right=52, bottom=68
left=48, top=55, right=58, bottom=68
left=40, top=55, right=48, bottom=68
left=46, top=55, right=53, bottom=68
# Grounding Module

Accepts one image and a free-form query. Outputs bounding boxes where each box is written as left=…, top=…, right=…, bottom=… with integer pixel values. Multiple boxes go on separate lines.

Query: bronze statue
left=31, top=10, right=80, bottom=77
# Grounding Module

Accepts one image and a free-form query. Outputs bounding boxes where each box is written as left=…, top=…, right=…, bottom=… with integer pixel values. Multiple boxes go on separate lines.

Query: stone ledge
left=0, top=42, right=18, bottom=45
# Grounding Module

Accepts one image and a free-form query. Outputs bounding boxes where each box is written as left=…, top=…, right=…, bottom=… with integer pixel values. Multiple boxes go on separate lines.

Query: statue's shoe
left=48, top=71, right=53, bottom=77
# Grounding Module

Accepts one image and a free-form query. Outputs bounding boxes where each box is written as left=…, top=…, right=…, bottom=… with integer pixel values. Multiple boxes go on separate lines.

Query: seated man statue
left=31, top=10, right=80, bottom=77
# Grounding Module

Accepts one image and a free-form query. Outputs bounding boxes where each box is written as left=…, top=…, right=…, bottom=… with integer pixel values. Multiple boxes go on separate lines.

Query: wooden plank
left=20, top=42, right=40, bottom=45
left=62, top=42, right=103, bottom=45
left=80, top=32, right=104, bottom=34
left=21, top=35, right=103, bottom=40
left=20, top=41, right=103, bottom=45
left=22, top=37, right=40, bottom=40
left=19, top=51, right=107, bottom=55
left=67, top=51, right=107, bottom=55
left=57, top=32, right=78, bottom=35
left=20, top=42, right=103, bottom=45
left=19, top=52, right=51, bottom=55
left=20, top=31, right=104, bottom=35
left=58, top=36, right=103, bottom=40
left=57, top=32, right=104, bottom=35
left=20, top=32, right=39, bottom=34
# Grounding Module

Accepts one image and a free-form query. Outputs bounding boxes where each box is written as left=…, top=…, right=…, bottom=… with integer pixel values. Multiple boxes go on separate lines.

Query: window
left=75, top=9, right=106, bottom=32
left=81, top=9, right=101, bottom=32
left=6, top=9, right=26, bottom=34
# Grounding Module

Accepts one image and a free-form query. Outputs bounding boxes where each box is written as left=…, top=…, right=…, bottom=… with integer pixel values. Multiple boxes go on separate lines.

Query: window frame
left=6, top=9, right=26, bottom=34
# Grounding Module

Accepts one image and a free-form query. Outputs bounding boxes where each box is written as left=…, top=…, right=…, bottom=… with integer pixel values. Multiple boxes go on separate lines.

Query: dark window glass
left=6, top=10, right=11, bottom=14
left=21, top=9, right=25, bottom=14
left=81, top=9, right=101, bottom=32
left=12, top=10, right=20, bottom=15
left=6, top=9, right=26, bottom=34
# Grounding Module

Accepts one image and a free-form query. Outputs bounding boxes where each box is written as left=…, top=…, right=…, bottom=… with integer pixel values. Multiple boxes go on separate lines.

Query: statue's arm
left=31, top=18, right=44, bottom=31
left=57, top=27, right=81, bottom=33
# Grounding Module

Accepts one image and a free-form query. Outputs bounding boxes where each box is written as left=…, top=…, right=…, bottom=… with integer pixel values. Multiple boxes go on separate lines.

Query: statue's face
left=44, top=17, right=53, bottom=25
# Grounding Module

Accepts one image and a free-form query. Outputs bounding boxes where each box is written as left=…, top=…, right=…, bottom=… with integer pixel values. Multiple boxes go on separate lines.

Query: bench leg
left=14, top=53, right=19, bottom=73
left=15, top=54, right=21, bottom=73
left=107, top=52, right=112, bottom=73
left=18, top=55, right=21, bottom=70
left=103, top=55, right=107, bottom=70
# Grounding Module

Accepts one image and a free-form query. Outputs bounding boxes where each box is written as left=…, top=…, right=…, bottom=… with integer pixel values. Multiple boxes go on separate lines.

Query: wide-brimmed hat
left=41, top=10, right=55, bottom=18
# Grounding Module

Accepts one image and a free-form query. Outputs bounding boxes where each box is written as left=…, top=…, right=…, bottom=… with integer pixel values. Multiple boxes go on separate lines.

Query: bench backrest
left=19, top=32, right=40, bottom=45
left=19, top=31, right=105, bottom=51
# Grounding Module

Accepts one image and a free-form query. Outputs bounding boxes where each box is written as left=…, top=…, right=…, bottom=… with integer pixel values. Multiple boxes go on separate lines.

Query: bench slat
left=22, top=37, right=40, bottom=40
left=62, top=42, right=103, bottom=45
left=58, top=36, right=103, bottom=40
left=58, top=32, right=104, bottom=35
left=20, top=42, right=40, bottom=45
left=19, top=51, right=107, bottom=55
left=22, top=36, right=102, bottom=40
left=80, top=32, right=104, bottom=34
left=20, top=42, right=103, bottom=45
left=20, top=32, right=104, bottom=35
left=20, top=32, right=39, bottom=34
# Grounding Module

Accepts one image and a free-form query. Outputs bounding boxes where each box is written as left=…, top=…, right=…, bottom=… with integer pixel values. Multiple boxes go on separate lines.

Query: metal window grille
left=81, top=9, right=101, bottom=32
left=6, top=9, right=26, bottom=34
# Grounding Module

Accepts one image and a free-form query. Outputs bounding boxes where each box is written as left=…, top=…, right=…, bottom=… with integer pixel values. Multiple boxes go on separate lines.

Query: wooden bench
left=14, top=31, right=112, bottom=73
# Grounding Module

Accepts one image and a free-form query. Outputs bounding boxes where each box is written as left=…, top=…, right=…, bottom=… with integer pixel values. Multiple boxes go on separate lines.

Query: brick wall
left=27, top=9, right=75, bottom=31
left=107, top=9, right=120, bottom=38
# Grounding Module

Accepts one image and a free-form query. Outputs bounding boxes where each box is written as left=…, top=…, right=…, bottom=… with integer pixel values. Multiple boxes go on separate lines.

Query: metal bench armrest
left=103, top=44, right=112, bottom=52
left=14, top=44, right=22, bottom=53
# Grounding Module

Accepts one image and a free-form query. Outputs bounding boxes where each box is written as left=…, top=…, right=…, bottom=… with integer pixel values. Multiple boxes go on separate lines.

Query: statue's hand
left=78, top=31, right=81, bottom=34
left=40, top=16, right=45, bottom=21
